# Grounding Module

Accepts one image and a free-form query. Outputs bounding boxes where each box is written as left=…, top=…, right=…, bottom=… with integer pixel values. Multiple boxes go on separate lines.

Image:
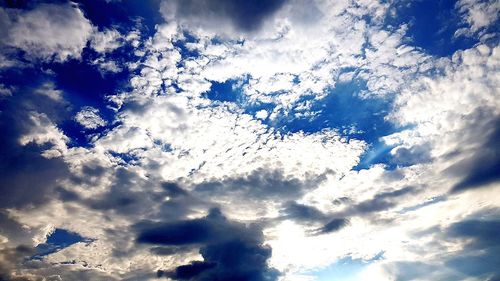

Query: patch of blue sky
left=49, top=47, right=133, bottom=147
left=108, top=151, right=141, bottom=165
left=75, top=0, right=163, bottom=37
left=31, top=228, right=94, bottom=260
left=202, top=79, right=244, bottom=103
left=281, top=81, right=394, bottom=142
left=384, top=0, right=477, bottom=57
left=0, top=64, right=47, bottom=91
left=307, top=253, right=384, bottom=281
left=174, top=31, right=201, bottom=59
left=277, top=81, right=400, bottom=170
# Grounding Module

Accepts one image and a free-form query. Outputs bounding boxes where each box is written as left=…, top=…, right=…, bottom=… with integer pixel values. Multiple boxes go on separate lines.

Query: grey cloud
left=0, top=84, right=71, bottom=209
left=194, top=168, right=326, bottom=202
left=137, top=208, right=280, bottom=281
left=83, top=168, right=209, bottom=222
left=317, top=218, right=349, bottom=234
left=162, top=182, right=189, bottom=198
left=451, top=116, right=500, bottom=192
left=390, top=143, right=432, bottom=167
left=388, top=210, right=500, bottom=281
left=280, top=201, right=349, bottom=235
left=161, top=0, right=288, bottom=33
left=281, top=201, right=326, bottom=222
left=353, top=186, right=416, bottom=214
left=445, top=108, right=500, bottom=193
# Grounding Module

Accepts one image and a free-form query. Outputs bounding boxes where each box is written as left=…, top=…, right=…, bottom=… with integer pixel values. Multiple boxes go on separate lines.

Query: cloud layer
left=0, top=0, right=499, bottom=280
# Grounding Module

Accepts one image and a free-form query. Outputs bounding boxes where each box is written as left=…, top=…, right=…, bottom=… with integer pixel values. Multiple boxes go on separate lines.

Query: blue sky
left=0, top=0, right=499, bottom=280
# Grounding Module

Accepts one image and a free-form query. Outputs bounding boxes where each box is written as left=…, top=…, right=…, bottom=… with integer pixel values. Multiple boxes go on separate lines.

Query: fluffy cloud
left=90, top=28, right=123, bottom=54
left=456, top=0, right=500, bottom=36
left=75, top=106, right=107, bottom=130
left=0, top=3, right=93, bottom=62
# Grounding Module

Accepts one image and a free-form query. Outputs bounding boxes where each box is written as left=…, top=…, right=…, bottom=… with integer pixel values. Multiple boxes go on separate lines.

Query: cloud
left=160, top=0, right=288, bottom=34
left=369, top=210, right=500, bottom=281
left=0, top=1, right=499, bottom=280
left=450, top=116, right=500, bottom=192
left=317, top=218, right=349, bottom=234
left=194, top=169, right=327, bottom=202
left=352, top=186, right=416, bottom=214
left=1, top=2, right=93, bottom=62
left=455, top=0, right=500, bottom=36
left=138, top=208, right=279, bottom=281
left=0, top=83, right=70, bottom=208
left=74, top=106, right=107, bottom=129
left=280, top=202, right=349, bottom=235
left=281, top=201, right=326, bottom=223
left=90, top=28, right=123, bottom=54
left=388, top=44, right=500, bottom=194
left=444, top=218, right=500, bottom=279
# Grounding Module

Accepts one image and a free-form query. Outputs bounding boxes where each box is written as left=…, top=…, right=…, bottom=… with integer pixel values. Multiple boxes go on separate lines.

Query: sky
left=0, top=0, right=499, bottom=280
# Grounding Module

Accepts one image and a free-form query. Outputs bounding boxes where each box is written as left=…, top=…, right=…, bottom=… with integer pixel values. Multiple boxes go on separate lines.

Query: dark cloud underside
left=165, top=0, right=288, bottom=31
left=138, top=208, right=279, bottom=281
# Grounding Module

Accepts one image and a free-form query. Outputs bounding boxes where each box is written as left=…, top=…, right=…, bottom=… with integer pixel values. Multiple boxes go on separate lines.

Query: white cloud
left=255, top=109, right=269, bottom=120
left=98, top=94, right=365, bottom=184
left=34, top=82, right=64, bottom=102
left=19, top=112, right=68, bottom=158
left=1, top=3, right=93, bottom=62
left=90, top=28, right=123, bottom=54
left=388, top=44, right=499, bottom=162
left=456, top=0, right=500, bottom=36
left=75, top=106, right=107, bottom=129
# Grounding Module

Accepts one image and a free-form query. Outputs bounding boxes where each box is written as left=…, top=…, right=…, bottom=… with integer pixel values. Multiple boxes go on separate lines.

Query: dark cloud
left=194, top=168, right=326, bottom=202
left=281, top=201, right=326, bottom=222
left=159, top=261, right=217, bottom=280
left=85, top=172, right=211, bottom=225
left=298, top=186, right=419, bottom=230
left=137, top=208, right=279, bottom=281
left=352, top=186, right=416, bottom=214
left=0, top=82, right=71, bottom=209
left=444, top=218, right=500, bottom=278
left=392, top=211, right=500, bottom=280
left=0, top=245, right=36, bottom=281
left=390, top=144, right=432, bottom=167
left=450, top=116, right=500, bottom=192
left=318, top=218, right=349, bottom=234
left=162, top=182, right=188, bottom=198
left=85, top=168, right=165, bottom=216
left=85, top=169, right=209, bottom=223
left=279, top=201, right=349, bottom=235
left=332, top=196, right=351, bottom=206
left=150, top=246, right=191, bottom=256
left=163, top=0, right=288, bottom=32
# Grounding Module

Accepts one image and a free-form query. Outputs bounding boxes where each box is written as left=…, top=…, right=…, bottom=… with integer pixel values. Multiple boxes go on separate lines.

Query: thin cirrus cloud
left=0, top=0, right=499, bottom=281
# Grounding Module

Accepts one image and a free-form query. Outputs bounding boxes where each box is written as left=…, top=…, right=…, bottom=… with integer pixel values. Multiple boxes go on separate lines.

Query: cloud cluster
left=0, top=3, right=93, bottom=62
